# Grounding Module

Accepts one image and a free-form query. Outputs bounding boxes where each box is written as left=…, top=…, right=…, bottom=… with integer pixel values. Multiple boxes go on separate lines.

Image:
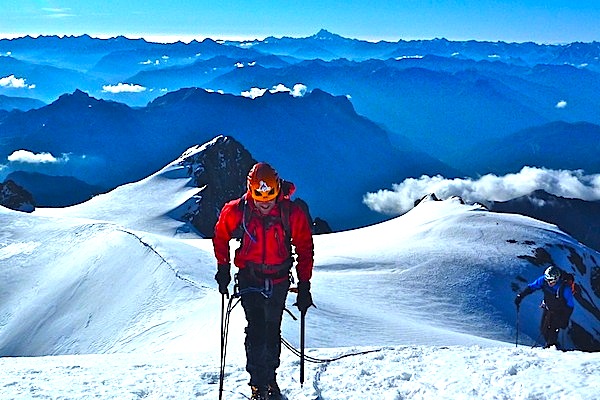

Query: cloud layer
left=7, top=150, right=66, bottom=164
left=363, top=166, right=600, bottom=215
left=0, top=75, right=36, bottom=89
left=241, top=83, right=307, bottom=99
left=0, top=150, right=103, bottom=185
left=102, top=83, right=147, bottom=94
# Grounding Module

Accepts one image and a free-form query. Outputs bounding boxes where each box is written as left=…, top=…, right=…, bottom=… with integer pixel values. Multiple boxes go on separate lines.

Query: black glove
left=296, top=281, right=314, bottom=314
left=215, top=264, right=231, bottom=296
left=514, top=294, right=523, bottom=307
left=515, top=287, right=532, bottom=308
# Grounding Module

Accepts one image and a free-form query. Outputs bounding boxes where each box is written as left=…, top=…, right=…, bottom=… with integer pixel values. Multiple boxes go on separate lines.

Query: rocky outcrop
left=0, top=180, right=35, bottom=212
left=177, top=136, right=256, bottom=237
left=176, top=135, right=330, bottom=236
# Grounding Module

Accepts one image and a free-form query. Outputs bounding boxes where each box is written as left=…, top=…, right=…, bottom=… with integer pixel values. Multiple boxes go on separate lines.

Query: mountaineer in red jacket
left=213, top=162, right=314, bottom=400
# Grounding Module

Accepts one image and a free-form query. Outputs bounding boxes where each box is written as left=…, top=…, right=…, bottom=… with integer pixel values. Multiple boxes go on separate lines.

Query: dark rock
left=0, top=180, right=35, bottom=212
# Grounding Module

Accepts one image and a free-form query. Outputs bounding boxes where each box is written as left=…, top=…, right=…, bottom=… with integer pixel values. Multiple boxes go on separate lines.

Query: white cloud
left=556, top=100, right=568, bottom=109
left=0, top=75, right=36, bottom=89
left=138, top=59, right=163, bottom=66
left=395, top=55, right=423, bottom=60
left=271, top=84, right=290, bottom=93
left=241, top=87, right=267, bottom=99
left=235, top=61, right=256, bottom=67
left=291, top=84, right=307, bottom=97
left=7, top=150, right=67, bottom=164
left=102, top=83, right=147, bottom=94
left=241, top=83, right=308, bottom=99
left=137, top=56, right=169, bottom=66
left=363, top=166, right=600, bottom=215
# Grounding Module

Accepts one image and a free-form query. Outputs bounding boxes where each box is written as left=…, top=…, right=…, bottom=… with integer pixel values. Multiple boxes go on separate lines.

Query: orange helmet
left=247, top=162, right=280, bottom=202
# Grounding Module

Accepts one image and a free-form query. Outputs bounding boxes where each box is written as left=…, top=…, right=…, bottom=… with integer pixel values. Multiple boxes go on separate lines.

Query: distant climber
left=515, top=265, right=574, bottom=349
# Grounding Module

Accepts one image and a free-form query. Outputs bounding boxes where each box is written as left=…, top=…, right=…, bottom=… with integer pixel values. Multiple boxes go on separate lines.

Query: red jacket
left=213, top=192, right=314, bottom=283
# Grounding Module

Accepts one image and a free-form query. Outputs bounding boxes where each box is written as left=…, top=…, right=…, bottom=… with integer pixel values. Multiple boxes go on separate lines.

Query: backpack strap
left=232, top=194, right=255, bottom=242
left=279, top=198, right=291, bottom=241
left=277, top=198, right=294, bottom=264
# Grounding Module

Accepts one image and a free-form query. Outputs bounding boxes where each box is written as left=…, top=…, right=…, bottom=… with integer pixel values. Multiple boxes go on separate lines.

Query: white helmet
left=544, top=266, right=561, bottom=283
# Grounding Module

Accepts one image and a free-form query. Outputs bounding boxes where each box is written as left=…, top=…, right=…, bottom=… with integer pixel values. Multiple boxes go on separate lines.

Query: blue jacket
left=528, top=276, right=575, bottom=309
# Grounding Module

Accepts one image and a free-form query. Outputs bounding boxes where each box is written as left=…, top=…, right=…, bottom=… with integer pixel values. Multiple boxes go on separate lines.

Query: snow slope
left=1, top=153, right=600, bottom=399
left=1, top=346, right=599, bottom=400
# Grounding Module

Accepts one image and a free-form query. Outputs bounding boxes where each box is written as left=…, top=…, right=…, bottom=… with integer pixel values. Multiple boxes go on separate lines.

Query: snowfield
left=0, top=345, right=599, bottom=399
left=0, top=346, right=600, bottom=400
left=1, top=155, right=599, bottom=399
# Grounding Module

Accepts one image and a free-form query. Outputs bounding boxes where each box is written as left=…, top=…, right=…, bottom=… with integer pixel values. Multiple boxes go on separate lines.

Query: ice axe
left=290, top=285, right=307, bottom=387
left=515, top=303, right=520, bottom=347
left=219, top=293, right=227, bottom=400
left=300, top=309, right=306, bottom=386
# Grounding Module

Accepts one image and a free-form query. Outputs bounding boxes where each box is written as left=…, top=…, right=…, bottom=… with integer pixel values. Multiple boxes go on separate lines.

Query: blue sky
left=2, top=0, right=599, bottom=43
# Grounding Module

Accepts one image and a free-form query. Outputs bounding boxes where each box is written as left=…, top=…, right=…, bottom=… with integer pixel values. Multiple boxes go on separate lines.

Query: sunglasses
left=253, top=188, right=276, bottom=199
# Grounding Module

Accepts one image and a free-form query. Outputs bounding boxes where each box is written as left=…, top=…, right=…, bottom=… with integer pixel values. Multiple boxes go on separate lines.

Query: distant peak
left=51, top=89, right=125, bottom=110
left=56, top=89, right=92, bottom=102
left=200, top=37, right=220, bottom=46
left=316, top=29, right=333, bottom=36
left=72, top=89, right=91, bottom=97
left=312, top=29, right=343, bottom=40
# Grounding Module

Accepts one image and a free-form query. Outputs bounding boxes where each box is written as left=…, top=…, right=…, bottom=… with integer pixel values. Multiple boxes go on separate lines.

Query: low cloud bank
left=241, top=83, right=307, bottom=99
left=1, top=150, right=70, bottom=180
left=7, top=150, right=68, bottom=164
left=0, top=75, right=36, bottom=89
left=102, top=83, right=147, bottom=94
left=363, top=166, right=600, bottom=215
left=1, top=150, right=104, bottom=185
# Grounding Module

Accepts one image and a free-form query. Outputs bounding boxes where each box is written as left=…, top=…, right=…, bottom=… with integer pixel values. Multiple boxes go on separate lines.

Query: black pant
left=238, top=272, right=290, bottom=387
left=540, top=308, right=570, bottom=347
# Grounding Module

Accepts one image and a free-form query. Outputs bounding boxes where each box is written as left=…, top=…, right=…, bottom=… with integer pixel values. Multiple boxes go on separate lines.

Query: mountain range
left=459, top=121, right=600, bottom=175
left=4, top=171, right=105, bottom=207
left=490, top=190, right=600, bottom=253
left=1, top=30, right=599, bottom=232
left=2, top=32, right=599, bottom=160
left=0, top=88, right=456, bottom=230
